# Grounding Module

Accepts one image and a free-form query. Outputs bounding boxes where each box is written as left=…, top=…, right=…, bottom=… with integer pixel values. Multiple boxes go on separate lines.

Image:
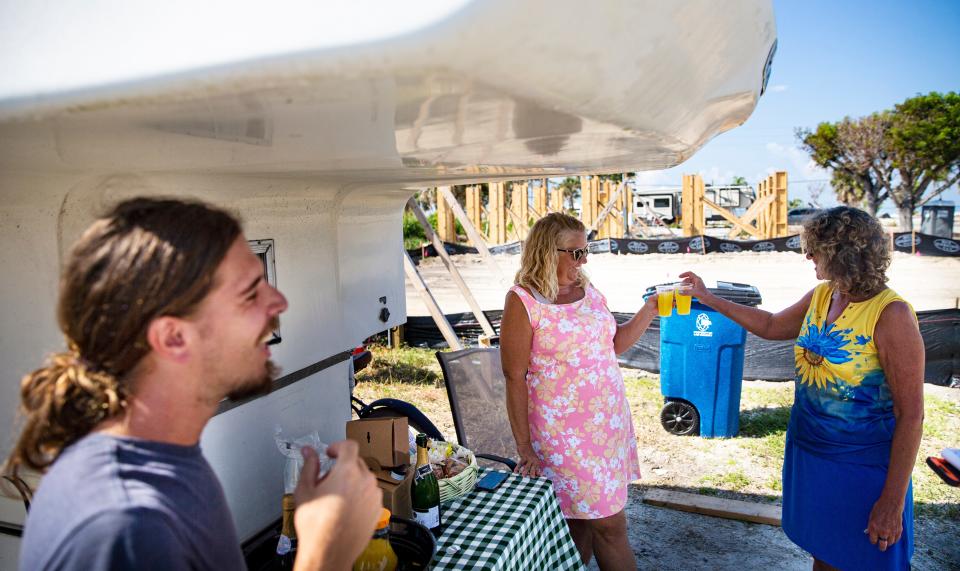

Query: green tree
left=556, top=177, right=580, bottom=213
left=797, top=92, right=960, bottom=229
left=886, top=92, right=960, bottom=230
left=796, top=114, right=890, bottom=216
left=730, top=176, right=749, bottom=187
left=402, top=209, right=426, bottom=250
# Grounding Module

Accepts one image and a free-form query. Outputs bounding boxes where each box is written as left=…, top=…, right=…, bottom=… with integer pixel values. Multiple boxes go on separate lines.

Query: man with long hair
left=7, top=198, right=381, bottom=570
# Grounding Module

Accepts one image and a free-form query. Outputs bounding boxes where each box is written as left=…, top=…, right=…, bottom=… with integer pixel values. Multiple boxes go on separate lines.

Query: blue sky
left=635, top=0, right=960, bottom=213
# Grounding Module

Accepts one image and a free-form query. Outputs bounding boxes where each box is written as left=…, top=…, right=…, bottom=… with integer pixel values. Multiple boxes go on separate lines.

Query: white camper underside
left=0, top=0, right=776, bottom=555
left=0, top=0, right=775, bottom=181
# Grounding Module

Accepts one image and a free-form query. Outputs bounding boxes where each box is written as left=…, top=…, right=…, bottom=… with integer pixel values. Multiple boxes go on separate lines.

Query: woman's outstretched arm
left=679, top=271, right=813, bottom=341
left=613, top=294, right=659, bottom=354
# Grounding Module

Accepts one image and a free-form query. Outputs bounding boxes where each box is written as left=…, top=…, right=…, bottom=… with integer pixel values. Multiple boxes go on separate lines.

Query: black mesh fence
left=409, top=233, right=960, bottom=261
left=401, top=308, right=959, bottom=386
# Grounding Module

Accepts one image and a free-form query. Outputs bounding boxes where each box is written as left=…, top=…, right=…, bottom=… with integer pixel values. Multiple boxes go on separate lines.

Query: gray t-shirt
left=20, top=433, right=245, bottom=570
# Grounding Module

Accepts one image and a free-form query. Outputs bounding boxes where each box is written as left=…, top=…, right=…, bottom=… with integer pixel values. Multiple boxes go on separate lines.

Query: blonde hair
left=514, top=213, right=589, bottom=301
left=801, top=206, right=890, bottom=297
left=6, top=198, right=241, bottom=474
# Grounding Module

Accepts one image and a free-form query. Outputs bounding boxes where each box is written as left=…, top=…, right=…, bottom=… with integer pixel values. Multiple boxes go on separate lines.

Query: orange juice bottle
left=353, top=508, right=398, bottom=571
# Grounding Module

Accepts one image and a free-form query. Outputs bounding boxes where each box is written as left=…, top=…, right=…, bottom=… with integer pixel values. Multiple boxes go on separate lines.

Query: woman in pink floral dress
left=501, top=213, right=658, bottom=570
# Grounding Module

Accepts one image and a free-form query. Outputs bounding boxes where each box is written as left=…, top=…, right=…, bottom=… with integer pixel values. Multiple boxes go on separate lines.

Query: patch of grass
left=767, top=477, right=783, bottom=492
left=912, top=394, right=960, bottom=519
left=739, top=405, right=791, bottom=438
left=404, top=237, right=427, bottom=250
left=622, top=373, right=662, bottom=407
left=921, top=394, right=960, bottom=442
left=738, top=405, right=789, bottom=477
left=740, top=382, right=794, bottom=409
left=734, top=383, right=792, bottom=477
left=698, top=470, right=751, bottom=492
left=355, top=344, right=443, bottom=386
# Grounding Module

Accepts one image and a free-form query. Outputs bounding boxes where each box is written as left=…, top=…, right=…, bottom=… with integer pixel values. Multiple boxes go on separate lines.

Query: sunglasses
left=557, top=247, right=589, bottom=261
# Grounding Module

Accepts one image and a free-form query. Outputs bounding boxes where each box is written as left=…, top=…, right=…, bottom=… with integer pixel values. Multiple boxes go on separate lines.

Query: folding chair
left=435, top=348, right=517, bottom=470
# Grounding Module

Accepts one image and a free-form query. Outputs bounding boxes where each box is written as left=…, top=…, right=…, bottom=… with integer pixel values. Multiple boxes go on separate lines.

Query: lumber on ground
left=642, top=488, right=782, bottom=526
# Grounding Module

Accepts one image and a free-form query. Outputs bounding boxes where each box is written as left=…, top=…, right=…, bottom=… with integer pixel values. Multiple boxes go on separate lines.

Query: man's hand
left=293, top=441, right=382, bottom=571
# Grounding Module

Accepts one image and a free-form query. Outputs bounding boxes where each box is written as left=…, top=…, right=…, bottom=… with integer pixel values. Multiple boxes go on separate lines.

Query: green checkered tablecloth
left=431, top=469, right=585, bottom=570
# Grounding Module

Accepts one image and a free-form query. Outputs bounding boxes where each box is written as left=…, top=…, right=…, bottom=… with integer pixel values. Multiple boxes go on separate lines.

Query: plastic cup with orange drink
left=656, top=285, right=675, bottom=317
left=674, top=282, right=693, bottom=315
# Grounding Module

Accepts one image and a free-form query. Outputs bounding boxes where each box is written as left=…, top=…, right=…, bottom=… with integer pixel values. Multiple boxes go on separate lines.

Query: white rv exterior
left=633, top=185, right=757, bottom=226
left=0, top=0, right=776, bottom=564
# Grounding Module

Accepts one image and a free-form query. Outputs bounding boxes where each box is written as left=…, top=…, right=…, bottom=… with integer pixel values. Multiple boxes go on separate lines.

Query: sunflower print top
left=790, top=283, right=914, bottom=465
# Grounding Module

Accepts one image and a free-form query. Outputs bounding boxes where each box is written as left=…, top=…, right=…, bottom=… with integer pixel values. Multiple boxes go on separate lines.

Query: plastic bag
left=274, top=427, right=333, bottom=493
left=274, top=428, right=334, bottom=556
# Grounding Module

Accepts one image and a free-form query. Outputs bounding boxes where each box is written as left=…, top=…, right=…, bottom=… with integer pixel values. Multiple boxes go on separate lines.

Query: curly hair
left=800, top=206, right=890, bottom=297
left=514, top=212, right=589, bottom=301
left=6, top=198, right=241, bottom=474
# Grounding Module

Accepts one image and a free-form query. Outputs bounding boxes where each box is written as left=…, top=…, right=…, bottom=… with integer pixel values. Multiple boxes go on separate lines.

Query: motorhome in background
left=704, top=185, right=757, bottom=222
left=0, top=0, right=776, bottom=565
left=633, top=188, right=682, bottom=224
left=633, top=185, right=756, bottom=227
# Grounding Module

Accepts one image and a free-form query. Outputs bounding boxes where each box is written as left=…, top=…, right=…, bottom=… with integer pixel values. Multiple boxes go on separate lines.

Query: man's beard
left=226, top=359, right=280, bottom=401
left=222, top=316, right=282, bottom=402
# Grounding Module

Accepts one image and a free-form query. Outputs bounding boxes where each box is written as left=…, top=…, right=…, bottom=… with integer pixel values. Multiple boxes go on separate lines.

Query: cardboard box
left=345, top=416, right=409, bottom=471
left=377, top=466, right=413, bottom=519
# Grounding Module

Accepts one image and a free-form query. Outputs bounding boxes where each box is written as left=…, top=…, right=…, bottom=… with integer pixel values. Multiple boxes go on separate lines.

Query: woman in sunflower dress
left=682, top=206, right=923, bottom=570
left=501, top=213, right=658, bottom=570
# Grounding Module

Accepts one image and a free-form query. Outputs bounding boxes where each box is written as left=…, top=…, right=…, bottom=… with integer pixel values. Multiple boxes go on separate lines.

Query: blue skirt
left=782, top=436, right=913, bottom=570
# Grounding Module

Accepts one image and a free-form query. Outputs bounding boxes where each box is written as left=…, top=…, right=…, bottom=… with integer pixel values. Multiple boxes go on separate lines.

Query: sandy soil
left=405, top=251, right=960, bottom=316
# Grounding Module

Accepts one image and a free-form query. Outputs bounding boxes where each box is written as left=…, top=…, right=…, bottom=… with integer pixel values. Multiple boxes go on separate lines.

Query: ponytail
left=6, top=351, right=126, bottom=474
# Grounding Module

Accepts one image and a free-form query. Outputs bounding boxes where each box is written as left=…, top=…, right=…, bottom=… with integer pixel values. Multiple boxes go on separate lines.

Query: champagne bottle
left=277, top=493, right=297, bottom=569
left=411, top=433, right=442, bottom=535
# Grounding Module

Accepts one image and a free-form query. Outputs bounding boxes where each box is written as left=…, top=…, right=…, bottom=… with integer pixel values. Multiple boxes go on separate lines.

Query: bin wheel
left=660, top=401, right=700, bottom=436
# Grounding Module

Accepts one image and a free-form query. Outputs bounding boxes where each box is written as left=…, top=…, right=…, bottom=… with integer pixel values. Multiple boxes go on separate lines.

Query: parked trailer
left=634, top=185, right=756, bottom=226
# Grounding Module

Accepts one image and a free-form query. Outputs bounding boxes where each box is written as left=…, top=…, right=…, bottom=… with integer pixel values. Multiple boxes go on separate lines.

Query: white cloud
left=769, top=84, right=788, bottom=93
left=633, top=167, right=741, bottom=188
left=765, top=142, right=829, bottom=181
left=632, top=170, right=676, bottom=187
left=757, top=143, right=838, bottom=207
left=696, top=166, right=738, bottom=186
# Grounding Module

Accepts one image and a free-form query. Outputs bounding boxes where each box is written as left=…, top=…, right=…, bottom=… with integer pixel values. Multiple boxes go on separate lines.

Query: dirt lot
left=390, top=249, right=960, bottom=569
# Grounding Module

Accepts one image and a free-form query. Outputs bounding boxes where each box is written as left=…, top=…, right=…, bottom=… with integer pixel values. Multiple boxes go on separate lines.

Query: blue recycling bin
left=650, top=282, right=760, bottom=438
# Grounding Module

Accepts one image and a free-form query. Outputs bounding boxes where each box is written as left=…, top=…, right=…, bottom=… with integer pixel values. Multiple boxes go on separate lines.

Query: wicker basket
left=432, top=441, right=479, bottom=503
